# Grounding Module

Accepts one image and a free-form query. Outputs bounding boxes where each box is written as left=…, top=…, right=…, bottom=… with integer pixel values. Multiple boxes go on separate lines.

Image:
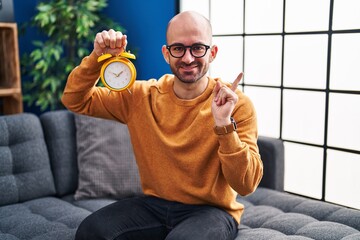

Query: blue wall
left=13, top=0, right=178, bottom=112
left=105, top=0, right=177, bottom=80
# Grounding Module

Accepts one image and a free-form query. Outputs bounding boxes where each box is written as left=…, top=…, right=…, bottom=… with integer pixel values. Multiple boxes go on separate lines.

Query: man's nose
left=182, top=48, right=195, bottom=63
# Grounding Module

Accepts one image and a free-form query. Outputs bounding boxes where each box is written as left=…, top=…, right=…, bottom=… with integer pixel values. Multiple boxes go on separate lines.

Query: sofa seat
left=62, top=195, right=116, bottom=213
left=236, top=187, right=360, bottom=240
left=0, top=197, right=90, bottom=240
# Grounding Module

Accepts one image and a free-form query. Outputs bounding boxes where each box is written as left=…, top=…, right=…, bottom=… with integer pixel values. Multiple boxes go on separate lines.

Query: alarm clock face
left=103, top=61, right=133, bottom=90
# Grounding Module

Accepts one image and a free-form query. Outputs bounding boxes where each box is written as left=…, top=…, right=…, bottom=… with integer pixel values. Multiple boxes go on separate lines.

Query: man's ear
left=162, top=45, right=170, bottom=64
left=209, top=45, right=218, bottom=63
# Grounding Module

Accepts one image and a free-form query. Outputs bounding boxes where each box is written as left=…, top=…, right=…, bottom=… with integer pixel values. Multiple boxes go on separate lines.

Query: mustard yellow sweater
left=62, top=52, right=263, bottom=223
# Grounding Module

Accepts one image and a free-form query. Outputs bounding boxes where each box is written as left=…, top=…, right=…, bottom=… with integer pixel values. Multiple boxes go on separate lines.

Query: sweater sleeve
left=217, top=93, right=263, bottom=196
left=61, top=51, right=132, bottom=122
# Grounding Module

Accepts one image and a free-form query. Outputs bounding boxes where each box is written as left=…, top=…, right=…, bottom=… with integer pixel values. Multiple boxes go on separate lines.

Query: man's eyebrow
left=169, top=42, right=185, bottom=46
left=192, top=42, right=207, bottom=45
left=169, top=42, right=207, bottom=46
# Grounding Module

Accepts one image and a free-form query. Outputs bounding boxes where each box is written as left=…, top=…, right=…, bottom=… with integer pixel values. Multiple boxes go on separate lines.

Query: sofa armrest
left=257, top=136, right=284, bottom=191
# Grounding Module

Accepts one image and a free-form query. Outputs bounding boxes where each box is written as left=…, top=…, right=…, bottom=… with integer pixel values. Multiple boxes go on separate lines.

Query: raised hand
left=93, top=29, right=127, bottom=57
left=212, top=72, right=243, bottom=126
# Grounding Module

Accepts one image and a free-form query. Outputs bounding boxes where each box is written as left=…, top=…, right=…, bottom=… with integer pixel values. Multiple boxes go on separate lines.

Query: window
left=180, top=0, right=360, bottom=210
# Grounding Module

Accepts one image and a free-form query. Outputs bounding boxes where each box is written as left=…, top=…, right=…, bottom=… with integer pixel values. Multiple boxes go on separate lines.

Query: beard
left=170, top=61, right=208, bottom=84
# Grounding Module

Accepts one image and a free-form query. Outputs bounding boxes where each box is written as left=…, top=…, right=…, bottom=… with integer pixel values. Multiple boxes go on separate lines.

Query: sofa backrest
left=0, top=113, right=56, bottom=206
left=39, top=110, right=285, bottom=197
left=40, top=110, right=78, bottom=197
left=0, top=110, right=285, bottom=205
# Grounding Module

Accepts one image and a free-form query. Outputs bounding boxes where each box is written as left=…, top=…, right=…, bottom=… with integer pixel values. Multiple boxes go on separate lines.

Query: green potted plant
left=21, top=0, right=124, bottom=111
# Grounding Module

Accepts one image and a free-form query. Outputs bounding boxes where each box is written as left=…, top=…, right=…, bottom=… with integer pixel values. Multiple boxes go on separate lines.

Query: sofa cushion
left=326, top=208, right=360, bottom=232
left=62, top=194, right=116, bottom=212
left=342, top=233, right=360, bottom=240
left=235, top=227, right=313, bottom=240
left=74, top=114, right=142, bottom=200
left=0, top=113, right=56, bottom=206
left=296, top=221, right=359, bottom=239
left=0, top=197, right=90, bottom=240
left=237, top=187, right=360, bottom=239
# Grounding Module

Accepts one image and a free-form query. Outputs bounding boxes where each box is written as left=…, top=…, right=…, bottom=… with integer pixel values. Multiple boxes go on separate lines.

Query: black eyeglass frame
left=166, top=43, right=211, bottom=58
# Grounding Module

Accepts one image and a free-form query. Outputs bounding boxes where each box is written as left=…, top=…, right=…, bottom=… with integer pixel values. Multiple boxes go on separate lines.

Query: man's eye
left=192, top=45, right=205, bottom=51
left=172, top=46, right=184, bottom=52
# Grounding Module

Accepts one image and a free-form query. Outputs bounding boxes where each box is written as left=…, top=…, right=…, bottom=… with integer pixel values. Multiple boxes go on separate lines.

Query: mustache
left=177, top=62, right=200, bottom=68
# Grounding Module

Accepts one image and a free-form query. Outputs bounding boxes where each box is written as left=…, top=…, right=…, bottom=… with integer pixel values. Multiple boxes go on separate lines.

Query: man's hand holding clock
left=94, top=29, right=127, bottom=57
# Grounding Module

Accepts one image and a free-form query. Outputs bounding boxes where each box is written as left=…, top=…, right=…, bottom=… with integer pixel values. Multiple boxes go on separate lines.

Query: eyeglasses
left=166, top=43, right=211, bottom=58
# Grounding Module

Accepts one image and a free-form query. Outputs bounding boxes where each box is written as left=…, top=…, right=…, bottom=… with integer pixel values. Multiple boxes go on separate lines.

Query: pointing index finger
left=230, top=72, right=243, bottom=92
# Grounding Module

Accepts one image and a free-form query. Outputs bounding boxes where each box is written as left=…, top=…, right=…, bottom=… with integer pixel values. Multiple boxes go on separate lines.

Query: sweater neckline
left=167, top=76, right=216, bottom=107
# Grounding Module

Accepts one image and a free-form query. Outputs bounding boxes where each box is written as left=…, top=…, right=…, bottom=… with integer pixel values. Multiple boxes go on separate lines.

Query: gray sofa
left=0, top=110, right=359, bottom=240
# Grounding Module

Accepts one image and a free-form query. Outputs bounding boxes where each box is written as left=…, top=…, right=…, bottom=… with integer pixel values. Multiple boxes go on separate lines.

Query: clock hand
left=116, top=71, right=124, bottom=77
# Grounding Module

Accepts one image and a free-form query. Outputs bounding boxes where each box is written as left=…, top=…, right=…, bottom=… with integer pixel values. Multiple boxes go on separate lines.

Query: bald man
left=62, top=11, right=263, bottom=240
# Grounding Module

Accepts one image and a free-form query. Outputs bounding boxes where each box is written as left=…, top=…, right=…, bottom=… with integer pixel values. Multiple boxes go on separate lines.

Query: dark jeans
left=75, top=196, right=238, bottom=240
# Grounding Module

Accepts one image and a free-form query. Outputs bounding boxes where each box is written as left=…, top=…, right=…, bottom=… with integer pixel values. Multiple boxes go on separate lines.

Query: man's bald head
left=166, top=11, right=213, bottom=45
